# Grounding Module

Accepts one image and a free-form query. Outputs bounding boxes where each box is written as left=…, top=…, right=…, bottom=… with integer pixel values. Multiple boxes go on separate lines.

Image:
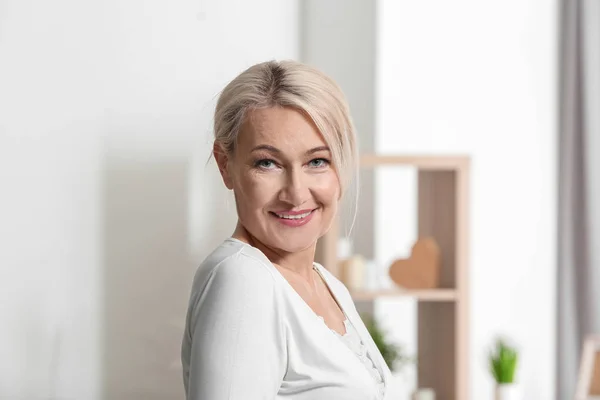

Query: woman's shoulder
left=183, top=239, right=287, bottom=351
left=189, top=238, right=278, bottom=297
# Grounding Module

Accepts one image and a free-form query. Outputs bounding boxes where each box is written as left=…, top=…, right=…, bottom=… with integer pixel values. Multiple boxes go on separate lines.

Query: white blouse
left=325, top=316, right=386, bottom=399
left=181, top=238, right=392, bottom=400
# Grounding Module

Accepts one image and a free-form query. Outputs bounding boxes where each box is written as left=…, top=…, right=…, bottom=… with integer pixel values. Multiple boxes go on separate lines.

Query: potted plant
left=362, top=313, right=413, bottom=373
left=489, top=337, right=520, bottom=400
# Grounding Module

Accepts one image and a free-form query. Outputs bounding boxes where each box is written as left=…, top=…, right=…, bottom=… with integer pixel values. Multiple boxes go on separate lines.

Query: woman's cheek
left=242, top=172, right=279, bottom=204
left=313, top=171, right=341, bottom=202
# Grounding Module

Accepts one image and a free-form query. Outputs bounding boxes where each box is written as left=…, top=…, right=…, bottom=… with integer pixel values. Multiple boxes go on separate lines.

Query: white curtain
left=557, top=0, right=600, bottom=399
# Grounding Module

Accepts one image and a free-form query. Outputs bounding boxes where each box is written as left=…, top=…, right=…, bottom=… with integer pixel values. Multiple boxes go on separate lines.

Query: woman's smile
left=269, top=208, right=319, bottom=227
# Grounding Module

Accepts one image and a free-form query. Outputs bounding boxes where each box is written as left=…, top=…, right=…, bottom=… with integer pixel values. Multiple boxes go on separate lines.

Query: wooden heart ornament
left=389, top=237, right=441, bottom=289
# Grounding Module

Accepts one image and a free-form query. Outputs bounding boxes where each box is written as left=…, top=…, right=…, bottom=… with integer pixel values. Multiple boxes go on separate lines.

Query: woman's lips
left=270, top=208, right=317, bottom=227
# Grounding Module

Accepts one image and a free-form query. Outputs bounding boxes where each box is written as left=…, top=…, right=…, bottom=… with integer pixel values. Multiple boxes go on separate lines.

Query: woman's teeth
left=275, top=211, right=312, bottom=219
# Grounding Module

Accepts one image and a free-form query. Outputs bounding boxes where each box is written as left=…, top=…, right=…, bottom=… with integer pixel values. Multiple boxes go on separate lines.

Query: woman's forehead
left=239, top=107, right=327, bottom=149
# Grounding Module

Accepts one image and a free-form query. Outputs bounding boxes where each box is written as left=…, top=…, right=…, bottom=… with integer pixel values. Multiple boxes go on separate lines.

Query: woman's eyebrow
left=306, top=146, right=330, bottom=155
left=250, top=145, right=330, bottom=155
left=251, top=144, right=281, bottom=154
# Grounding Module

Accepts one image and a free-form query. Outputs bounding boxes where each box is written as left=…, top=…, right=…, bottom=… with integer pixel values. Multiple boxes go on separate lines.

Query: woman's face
left=218, top=106, right=340, bottom=253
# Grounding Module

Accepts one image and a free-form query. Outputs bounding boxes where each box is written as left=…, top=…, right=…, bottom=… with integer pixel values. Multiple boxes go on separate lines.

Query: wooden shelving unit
left=349, top=289, right=458, bottom=302
left=316, top=154, right=470, bottom=400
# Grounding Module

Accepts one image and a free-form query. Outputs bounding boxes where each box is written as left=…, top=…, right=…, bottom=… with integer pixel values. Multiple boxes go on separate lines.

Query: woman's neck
left=232, top=223, right=316, bottom=281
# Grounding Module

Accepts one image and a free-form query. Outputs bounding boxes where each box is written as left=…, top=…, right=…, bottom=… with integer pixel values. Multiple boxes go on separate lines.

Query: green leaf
left=488, top=338, right=518, bottom=383
left=360, top=312, right=414, bottom=372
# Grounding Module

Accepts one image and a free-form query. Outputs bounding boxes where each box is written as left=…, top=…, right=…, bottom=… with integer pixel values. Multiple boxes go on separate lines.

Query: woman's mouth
left=269, top=209, right=317, bottom=227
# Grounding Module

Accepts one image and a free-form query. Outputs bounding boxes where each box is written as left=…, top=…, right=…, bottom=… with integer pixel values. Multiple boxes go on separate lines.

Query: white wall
left=376, top=1, right=557, bottom=400
left=0, top=1, right=298, bottom=399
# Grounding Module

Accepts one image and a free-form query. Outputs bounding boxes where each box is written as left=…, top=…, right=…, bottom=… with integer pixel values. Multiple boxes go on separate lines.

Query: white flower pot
left=495, top=383, right=521, bottom=400
left=412, top=388, right=435, bottom=400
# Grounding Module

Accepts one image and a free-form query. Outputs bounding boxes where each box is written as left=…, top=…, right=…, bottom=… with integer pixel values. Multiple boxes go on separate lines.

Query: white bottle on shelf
left=337, top=237, right=366, bottom=291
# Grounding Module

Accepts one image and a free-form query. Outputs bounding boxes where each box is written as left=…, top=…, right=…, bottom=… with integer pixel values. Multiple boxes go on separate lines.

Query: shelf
left=349, top=288, right=458, bottom=302
left=360, top=154, right=470, bottom=170
left=315, top=153, right=470, bottom=399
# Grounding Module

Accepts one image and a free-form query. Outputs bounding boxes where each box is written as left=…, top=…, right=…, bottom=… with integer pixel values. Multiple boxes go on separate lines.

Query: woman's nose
left=278, top=168, right=310, bottom=207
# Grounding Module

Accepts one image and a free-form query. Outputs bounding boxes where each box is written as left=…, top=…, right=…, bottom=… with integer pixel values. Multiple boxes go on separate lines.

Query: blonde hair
left=213, top=59, right=358, bottom=195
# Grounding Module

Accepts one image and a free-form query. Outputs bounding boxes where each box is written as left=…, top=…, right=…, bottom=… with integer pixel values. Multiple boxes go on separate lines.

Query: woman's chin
left=266, top=235, right=318, bottom=254
left=261, top=215, right=325, bottom=253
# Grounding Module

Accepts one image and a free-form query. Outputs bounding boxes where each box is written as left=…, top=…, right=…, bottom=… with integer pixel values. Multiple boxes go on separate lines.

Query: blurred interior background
left=1, top=0, right=598, bottom=399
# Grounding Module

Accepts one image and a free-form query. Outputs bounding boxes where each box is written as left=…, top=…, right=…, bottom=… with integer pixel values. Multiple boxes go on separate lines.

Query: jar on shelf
left=337, top=237, right=366, bottom=291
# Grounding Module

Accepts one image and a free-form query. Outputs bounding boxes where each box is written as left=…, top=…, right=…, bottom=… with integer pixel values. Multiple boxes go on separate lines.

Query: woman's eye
left=255, top=159, right=277, bottom=169
left=308, top=158, right=329, bottom=168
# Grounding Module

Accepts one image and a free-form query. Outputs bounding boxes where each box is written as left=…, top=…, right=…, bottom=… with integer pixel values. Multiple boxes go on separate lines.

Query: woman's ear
left=213, top=142, right=234, bottom=190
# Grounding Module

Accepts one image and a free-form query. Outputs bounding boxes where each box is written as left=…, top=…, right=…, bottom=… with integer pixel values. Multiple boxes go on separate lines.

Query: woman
left=181, top=60, right=391, bottom=399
